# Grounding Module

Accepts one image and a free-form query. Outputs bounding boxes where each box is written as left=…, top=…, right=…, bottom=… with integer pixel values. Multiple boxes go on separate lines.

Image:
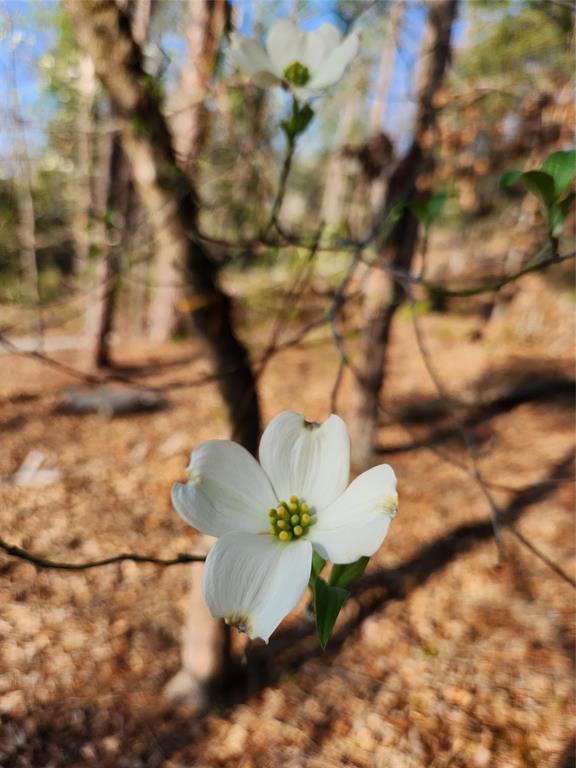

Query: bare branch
left=422, top=250, right=575, bottom=299
left=0, top=537, right=205, bottom=571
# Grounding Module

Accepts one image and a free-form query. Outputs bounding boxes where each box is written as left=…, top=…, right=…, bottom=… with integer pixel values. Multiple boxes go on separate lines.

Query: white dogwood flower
left=230, top=19, right=359, bottom=96
left=172, top=411, right=397, bottom=642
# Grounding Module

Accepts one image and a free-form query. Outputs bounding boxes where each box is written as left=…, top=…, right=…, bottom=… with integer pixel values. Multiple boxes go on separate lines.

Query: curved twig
left=0, top=537, right=205, bottom=571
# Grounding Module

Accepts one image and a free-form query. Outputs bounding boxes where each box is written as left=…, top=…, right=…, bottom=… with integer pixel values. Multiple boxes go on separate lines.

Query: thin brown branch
left=0, top=537, right=205, bottom=571
left=508, top=527, right=576, bottom=589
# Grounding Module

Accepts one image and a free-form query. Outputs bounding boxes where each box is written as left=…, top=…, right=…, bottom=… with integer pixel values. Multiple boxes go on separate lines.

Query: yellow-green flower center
left=283, top=61, right=311, bottom=86
left=269, top=496, right=314, bottom=541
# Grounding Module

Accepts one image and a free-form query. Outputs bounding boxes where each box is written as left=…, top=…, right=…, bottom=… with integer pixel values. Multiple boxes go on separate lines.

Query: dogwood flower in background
left=230, top=18, right=360, bottom=97
left=172, top=411, right=398, bottom=643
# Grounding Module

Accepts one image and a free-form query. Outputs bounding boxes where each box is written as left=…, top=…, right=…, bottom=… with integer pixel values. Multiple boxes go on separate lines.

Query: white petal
left=266, top=18, right=306, bottom=75
left=299, top=23, right=342, bottom=74
left=230, top=33, right=274, bottom=77
left=259, top=411, right=350, bottom=510
left=306, top=31, right=359, bottom=91
left=172, top=440, right=277, bottom=537
left=202, top=532, right=313, bottom=642
left=309, top=464, right=397, bottom=563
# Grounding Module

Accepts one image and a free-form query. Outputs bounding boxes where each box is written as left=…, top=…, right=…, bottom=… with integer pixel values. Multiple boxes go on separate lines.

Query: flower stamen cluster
left=283, top=61, right=310, bottom=86
left=269, top=496, right=313, bottom=541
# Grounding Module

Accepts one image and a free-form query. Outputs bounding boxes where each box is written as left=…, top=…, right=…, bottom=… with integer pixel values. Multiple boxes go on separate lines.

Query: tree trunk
left=84, top=0, right=150, bottom=369
left=150, top=0, right=229, bottom=341
left=84, top=131, right=134, bottom=368
left=350, top=0, right=458, bottom=469
left=369, top=0, right=405, bottom=136
left=64, top=0, right=261, bottom=451
left=171, top=0, right=229, bottom=177
left=320, top=92, right=357, bottom=228
left=8, top=39, right=41, bottom=338
left=74, top=54, right=97, bottom=278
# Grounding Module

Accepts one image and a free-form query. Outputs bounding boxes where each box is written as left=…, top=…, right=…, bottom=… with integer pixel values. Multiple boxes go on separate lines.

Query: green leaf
left=311, top=552, right=326, bottom=580
left=521, top=170, right=556, bottom=208
left=541, top=150, right=576, bottom=198
left=549, top=191, right=576, bottom=237
left=426, top=191, right=449, bottom=223
left=312, top=577, right=349, bottom=649
left=409, top=192, right=448, bottom=227
left=499, top=170, right=523, bottom=190
left=293, top=103, right=314, bottom=135
left=281, top=102, right=314, bottom=142
left=329, top=556, right=370, bottom=589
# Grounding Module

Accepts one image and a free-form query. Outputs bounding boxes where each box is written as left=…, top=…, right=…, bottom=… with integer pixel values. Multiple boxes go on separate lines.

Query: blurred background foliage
left=0, top=0, right=572, bottom=314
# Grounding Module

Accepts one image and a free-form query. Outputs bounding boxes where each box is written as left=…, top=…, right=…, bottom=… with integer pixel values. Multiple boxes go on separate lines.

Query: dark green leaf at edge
left=520, top=170, right=556, bottom=208
left=541, top=149, right=576, bottom=198
left=550, top=191, right=576, bottom=237
left=499, top=170, right=523, bottom=190
left=312, top=577, right=349, bottom=650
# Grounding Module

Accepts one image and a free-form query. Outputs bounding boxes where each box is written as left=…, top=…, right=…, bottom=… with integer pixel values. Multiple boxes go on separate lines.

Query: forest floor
left=0, top=268, right=574, bottom=768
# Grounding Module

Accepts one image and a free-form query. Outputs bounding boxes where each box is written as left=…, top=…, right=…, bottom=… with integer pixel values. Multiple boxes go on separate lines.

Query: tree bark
left=64, top=0, right=261, bottom=452
left=350, top=0, right=458, bottom=469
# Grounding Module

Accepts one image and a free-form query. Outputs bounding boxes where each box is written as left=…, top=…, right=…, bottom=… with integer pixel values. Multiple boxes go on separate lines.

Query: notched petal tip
left=259, top=411, right=350, bottom=509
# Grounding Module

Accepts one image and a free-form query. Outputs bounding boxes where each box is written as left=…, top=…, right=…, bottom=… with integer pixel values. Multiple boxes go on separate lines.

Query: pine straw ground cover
left=0, top=273, right=574, bottom=768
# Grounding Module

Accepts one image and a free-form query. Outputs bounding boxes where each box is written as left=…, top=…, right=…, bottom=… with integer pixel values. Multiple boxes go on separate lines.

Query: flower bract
left=172, top=411, right=397, bottom=642
left=230, top=18, right=360, bottom=97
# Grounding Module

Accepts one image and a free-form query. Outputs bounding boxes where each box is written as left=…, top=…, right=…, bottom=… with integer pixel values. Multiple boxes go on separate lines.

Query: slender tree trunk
left=14, top=169, right=40, bottom=332
left=84, top=131, right=133, bottom=368
left=320, top=92, right=357, bottom=227
left=151, top=0, right=229, bottom=340
left=369, top=0, right=405, bottom=136
left=350, top=0, right=458, bottom=469
left=367, top=0, right=405, bottom=213
left=8, top=40, right=41, bottom=338
left=171, top=0, right=229, bottom=176
left=84, top=0, right=151, bottom=369
left=64, top=0, right=261, bottom=452
left=74, top=55, right=97, bottom=278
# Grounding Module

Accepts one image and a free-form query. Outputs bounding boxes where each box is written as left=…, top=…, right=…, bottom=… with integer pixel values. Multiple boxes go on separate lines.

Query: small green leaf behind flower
left=329, top=556, right=369, bottom=589
left=311, top=576, right=349, bottom=650
left=311, top=552, right=326, bottom=580
left=281, top=101, right=314, bottom=143
left=309, top=556, right=369, bottom=648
